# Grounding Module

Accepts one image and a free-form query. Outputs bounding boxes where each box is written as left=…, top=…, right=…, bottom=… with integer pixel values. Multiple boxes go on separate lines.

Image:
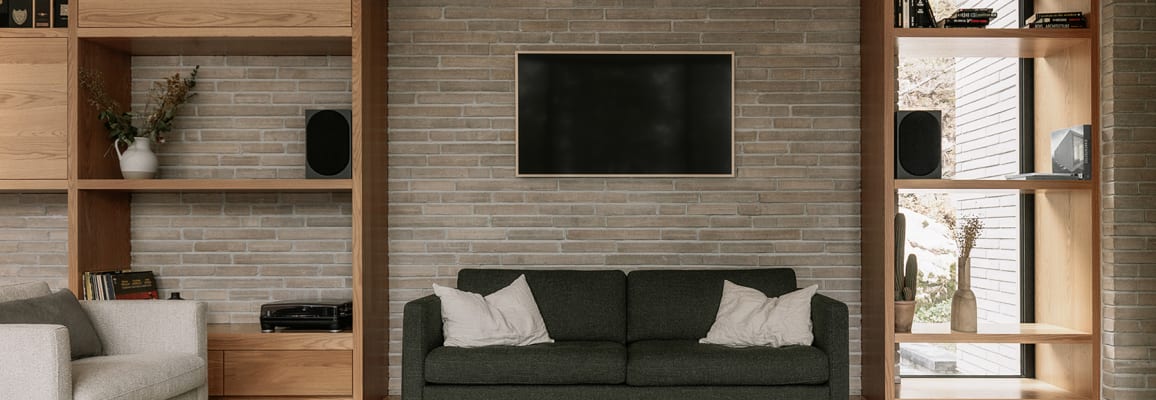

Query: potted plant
left=79, top=66, right=199, bottom=179
left=894, top=213, right=918, bottom=333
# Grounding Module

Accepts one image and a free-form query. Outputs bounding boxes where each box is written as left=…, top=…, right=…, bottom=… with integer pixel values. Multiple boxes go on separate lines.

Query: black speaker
left=305, top=109, right=352, bottom=179
left=895, top=110, right=942, bottom=179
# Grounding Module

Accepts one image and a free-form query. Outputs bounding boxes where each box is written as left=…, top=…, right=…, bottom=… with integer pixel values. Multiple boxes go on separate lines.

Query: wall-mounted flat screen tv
left=516, top=51, right=734, bottom=177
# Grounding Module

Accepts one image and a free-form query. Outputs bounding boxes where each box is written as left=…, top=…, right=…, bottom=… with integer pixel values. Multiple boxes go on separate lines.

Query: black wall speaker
left=305, top=109, right=352, bottom=179
left=895, top=110, right=942, bottom=179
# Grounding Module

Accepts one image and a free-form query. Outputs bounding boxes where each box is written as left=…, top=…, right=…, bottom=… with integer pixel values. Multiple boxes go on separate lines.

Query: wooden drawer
left=77, top=0, right=352, bottom=28
left=222, top=350, right=352, bottom=396
left=0, top=38, right=68, bottom=180
left=208, top=351, right=224, bottom=396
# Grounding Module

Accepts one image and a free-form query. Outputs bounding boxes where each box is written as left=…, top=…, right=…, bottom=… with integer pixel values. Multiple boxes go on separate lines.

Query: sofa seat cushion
left=626, top=340, right=828, bottom=386
left=425, top=341, right=626, bottom=385
left=72, top=353, right=206, bottom=400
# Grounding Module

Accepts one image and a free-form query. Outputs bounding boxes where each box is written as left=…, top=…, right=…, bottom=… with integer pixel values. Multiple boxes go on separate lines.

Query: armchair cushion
left=72, top=353, right=206, bottom=400
left=0, top=281, right=51, bottom=302
left=0, top=289, right=103, bottom=359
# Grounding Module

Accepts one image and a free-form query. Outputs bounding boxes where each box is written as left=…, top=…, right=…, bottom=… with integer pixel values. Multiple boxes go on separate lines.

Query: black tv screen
left=516, top=52, right=734, bottom=176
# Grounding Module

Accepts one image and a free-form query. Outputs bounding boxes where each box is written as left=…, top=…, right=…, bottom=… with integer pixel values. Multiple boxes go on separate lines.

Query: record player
left=260, top=299, right=352, bottom=333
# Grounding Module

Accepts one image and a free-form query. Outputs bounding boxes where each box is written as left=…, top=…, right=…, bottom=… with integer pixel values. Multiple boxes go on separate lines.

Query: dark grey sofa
left=403, top=268, right=848, bottom=400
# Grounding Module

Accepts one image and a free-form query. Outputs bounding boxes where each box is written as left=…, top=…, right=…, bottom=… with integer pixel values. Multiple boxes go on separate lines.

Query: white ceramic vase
left=117, top=138, right=158, bottom=179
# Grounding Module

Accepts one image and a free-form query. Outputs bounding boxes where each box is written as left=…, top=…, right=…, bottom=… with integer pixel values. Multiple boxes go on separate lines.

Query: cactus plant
left=894, top=213, right=917, bottom=301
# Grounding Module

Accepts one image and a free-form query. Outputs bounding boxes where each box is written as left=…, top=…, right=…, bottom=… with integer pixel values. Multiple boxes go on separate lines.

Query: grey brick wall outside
left=387, top=1, right=862, bottom=396
left=1100, top=1, right=1156, bottom=398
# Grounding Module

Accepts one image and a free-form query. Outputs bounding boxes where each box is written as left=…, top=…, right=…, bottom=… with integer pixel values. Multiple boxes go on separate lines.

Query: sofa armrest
left=0, top=324, right=72, bottom=400
left=403, top=294, right=444, bottom=400
left=80, top=300, right=206, bottom=359
left=811, top=293, right=849, bottom=400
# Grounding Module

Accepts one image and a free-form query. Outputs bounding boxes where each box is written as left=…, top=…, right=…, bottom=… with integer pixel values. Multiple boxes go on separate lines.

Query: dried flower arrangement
left=79, top=66, right=200, bottom=149
left=946, top=214, right=984, bottom=259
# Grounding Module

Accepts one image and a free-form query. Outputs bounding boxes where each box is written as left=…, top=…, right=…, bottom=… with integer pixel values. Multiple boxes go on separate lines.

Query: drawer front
left=0, top=38, right=68, bottom=180
left=78, top=0, right=352, bottom=28
left=223, top=350, right=352, bottom=396
left=208, top=351, right=224, bottom=396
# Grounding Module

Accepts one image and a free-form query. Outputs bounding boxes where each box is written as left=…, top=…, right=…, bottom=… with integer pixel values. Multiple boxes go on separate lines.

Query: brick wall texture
left=130, top=56, right=355, bottom=323
left=387, top=1, right=862, bottom=395
left=1100, top=1, right=1156, bottom=398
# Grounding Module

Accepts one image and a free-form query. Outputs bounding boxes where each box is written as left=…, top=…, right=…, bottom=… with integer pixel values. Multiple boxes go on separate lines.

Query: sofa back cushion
left=627, top=269, right=798, bottom=342
left=457, top=269, right=627, bottom=342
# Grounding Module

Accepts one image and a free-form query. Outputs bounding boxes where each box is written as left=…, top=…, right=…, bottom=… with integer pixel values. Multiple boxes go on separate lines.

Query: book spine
left=1035, top=16, right=1086, bottom=23
left=1035, top=11, right=1084, bottom=18
left=1082, top=124, right=1092, bottom=180
left=944, top=18, right=990, bottom=24
left=1030, top=22, right=1087, bottom=28
left=953, top=12, right=996, bottom=18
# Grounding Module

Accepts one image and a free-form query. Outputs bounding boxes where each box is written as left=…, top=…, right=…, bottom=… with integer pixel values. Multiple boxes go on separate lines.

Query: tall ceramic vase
left=950, top=256, right=977, bottom=332
left=117, top=138, right=158, bottom=179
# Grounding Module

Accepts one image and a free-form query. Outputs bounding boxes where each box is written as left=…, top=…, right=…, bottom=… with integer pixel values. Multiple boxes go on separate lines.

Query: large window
left=897, top=0, right=1030, bottom=377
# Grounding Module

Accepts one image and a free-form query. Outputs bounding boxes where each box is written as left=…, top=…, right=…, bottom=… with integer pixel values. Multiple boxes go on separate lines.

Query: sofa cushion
left=627, top=268, right=797, bottom=341
left=0, top=289, right=104, bottom=359
left=626, top=340, right=828, bottom=386
left=72, top=353, right=206, bottom=400
left=0, top=281, right=51, bottom=302
left=434, top=275, right=553, bottom=347
left=456, top=269, right=626, bottom=342
left=425, top=341, right=626, bottom=385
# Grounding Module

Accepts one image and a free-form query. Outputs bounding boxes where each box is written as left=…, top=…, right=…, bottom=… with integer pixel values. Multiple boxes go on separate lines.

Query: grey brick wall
left=130, top=56, right=355, bottom=323
left=1101, top=1, right=1156, bottom=398
left=0, top=194, right=68, bottom=290
left=388, top=1, right=862, bottom=395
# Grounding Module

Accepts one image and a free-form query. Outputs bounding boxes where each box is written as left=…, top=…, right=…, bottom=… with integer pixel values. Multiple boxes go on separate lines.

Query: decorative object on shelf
left=894, top=213, right=918, bottom=333
left=116, top=139, right=158, bottom=179
left=79, top=65, right=199, bottom=179
left=948, top=214, right=984, bottom=333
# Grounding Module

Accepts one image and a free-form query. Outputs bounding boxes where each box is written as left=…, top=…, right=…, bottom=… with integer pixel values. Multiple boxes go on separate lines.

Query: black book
left=1035, top=11, right=1084, bottom=18
left=953, top=11, right=997, bottom=19
left=910, top=0, right=936, bottom=28
left=7, top=0, right=31, bottom=27
left=1034, top=16, right=1086, bottom=23
left=943, top=18, right=991, bottom=24
left=53, top=0, right=66, bottom=28
left=0, top=1, right=9, bottom=28
left=33, top=0, right=47, bottom=27
left=1030, top=22, right=1088, bottom=28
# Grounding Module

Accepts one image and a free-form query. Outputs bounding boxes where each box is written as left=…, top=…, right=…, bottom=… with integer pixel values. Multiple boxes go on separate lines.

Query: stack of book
left=896, top=0, right=937, bottom=28
left=941, top=8, right=997, bottom=28
left=82, top=270, right=160, bottom=300
left=1027, top=12, right=1087, bottom=28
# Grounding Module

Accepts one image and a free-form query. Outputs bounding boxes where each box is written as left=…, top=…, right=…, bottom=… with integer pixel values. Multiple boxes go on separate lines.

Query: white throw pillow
left=700, top=281, right=818, bottom=348
left=433, top=275, right=554, bottom=348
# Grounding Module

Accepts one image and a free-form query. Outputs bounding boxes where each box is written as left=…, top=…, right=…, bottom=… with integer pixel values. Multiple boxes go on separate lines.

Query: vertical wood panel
left=352, top=0, right=390, bottom=399
left=1035, top=190, right=1094, bottom=397
left=208, top=350, right=223, bottom=396
left=0, top=38, right=68, bottom=180
left=75, top=39, right=131, bottom=180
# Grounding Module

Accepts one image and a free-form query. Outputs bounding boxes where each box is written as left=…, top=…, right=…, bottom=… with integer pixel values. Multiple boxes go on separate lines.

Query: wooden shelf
left=208, top=323, right=353, bottom=351
left=0, top=180, right=68, bottom=192
left=76, top=179, right=352, bottom=192
left=77, top=30, right=352, bottom=56
left=896, top=28, right=1091, bottom=58
left=897, top=378, right=1088, bottom=400
left=895, top=323, right=1092, bottom=344
left=894, top=179, right=1093, bottom=192
left=0, top=28, right=69, bottom=38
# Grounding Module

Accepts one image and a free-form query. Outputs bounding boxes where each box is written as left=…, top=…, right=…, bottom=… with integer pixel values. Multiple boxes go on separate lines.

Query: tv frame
left=514, top=51, right=736, bottom=178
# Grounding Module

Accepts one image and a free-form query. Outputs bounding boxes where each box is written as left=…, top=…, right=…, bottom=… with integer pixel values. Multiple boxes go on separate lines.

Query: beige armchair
left=0, top=282, right=208, bottom=400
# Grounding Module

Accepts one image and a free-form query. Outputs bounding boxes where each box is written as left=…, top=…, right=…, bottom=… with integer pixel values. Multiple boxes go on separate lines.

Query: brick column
left=1100, top=1, right=1156, bottom=398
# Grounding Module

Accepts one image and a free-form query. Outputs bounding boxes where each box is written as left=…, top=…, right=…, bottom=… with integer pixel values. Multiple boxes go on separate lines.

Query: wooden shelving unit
left=860, top=1, right=1100, bottom=399
left=0, top=1, right=388, bottom=398
left=895, top=323, right=1092, bottom=344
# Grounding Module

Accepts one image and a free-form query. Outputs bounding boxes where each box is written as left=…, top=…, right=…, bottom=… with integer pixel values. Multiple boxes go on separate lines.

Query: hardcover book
left=8, top=0, right=31, bottom=28
left=32, top=0, right=47, bottom=27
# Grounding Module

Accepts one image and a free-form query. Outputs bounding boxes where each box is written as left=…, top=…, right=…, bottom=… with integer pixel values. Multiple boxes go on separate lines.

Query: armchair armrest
left=0, top=324, right=72, bottom=400
left=811, top=293, right=849, bottom=400
left=403, top=294, right=444, bottom=400
left=80, top=300, right=206, bottom=359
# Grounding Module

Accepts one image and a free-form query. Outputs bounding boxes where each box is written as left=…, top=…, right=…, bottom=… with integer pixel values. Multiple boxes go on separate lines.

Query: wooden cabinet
left=860, top=1, right=1100, bottom=400
left=0, top=1, right=388, bottom=399
left=209, top=324, right=355, bottom=397
left=77, top=0, right=353, bottom=28
left=0, top=36, right=68, bottom=181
